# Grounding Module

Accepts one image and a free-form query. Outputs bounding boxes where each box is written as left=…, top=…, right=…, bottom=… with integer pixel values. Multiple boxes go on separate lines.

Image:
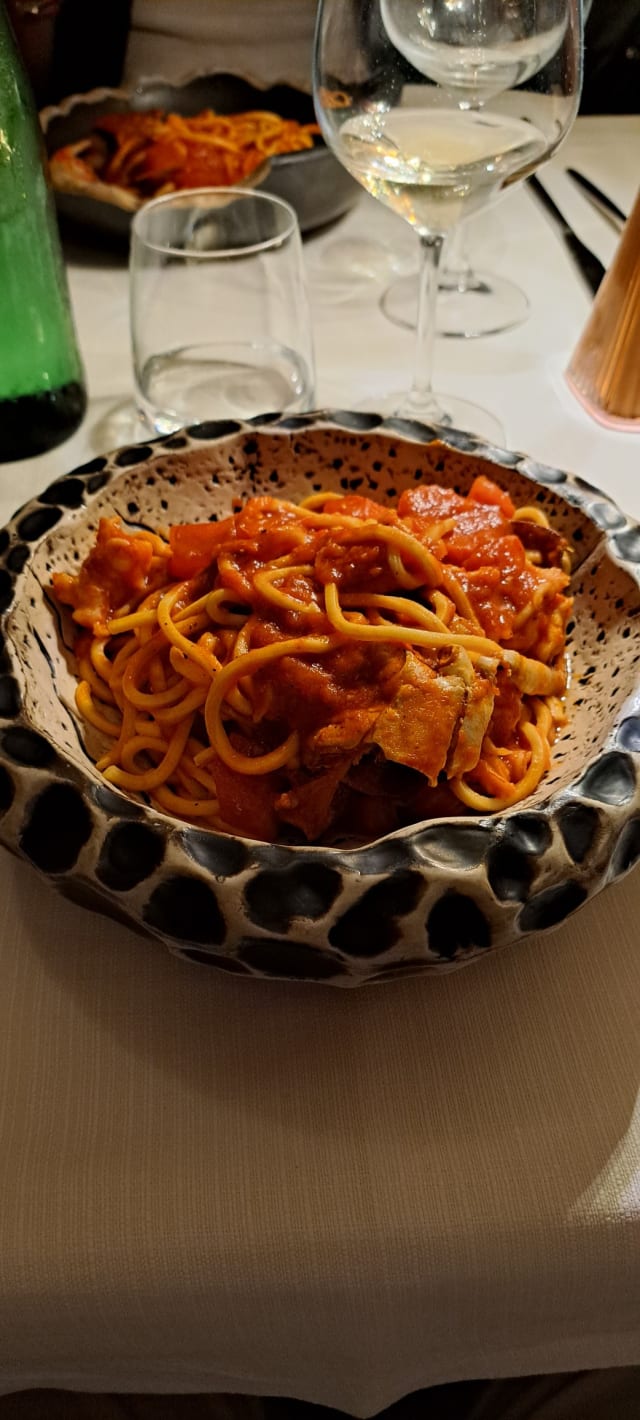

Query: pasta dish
left=50, top=108, right=320, bottom=206
left=52, top=476, right=573, bottom=844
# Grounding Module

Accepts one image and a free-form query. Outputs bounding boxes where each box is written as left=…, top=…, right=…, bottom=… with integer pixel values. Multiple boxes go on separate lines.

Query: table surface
left=1, top=117, right=640, bottom=1416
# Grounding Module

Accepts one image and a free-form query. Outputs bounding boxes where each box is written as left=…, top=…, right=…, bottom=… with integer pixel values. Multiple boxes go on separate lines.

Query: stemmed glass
left=313, top=0, right=582, bottom=437
left=382, top=218, right=531, bottom=338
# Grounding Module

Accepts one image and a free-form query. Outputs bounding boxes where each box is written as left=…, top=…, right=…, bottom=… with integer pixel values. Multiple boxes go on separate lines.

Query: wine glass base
left=374, top=390, right=505, bottom=445
left=381, top=270, right=530, bottom=339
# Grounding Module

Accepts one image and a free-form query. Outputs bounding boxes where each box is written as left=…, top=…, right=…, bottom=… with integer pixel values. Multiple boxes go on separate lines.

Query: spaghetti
left=50, top=107, right=320, bottom=205
left=52, top=475, right=573, bottom=844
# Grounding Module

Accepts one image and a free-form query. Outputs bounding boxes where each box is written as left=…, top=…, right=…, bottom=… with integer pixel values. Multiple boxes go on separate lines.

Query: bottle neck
left=1, top=0, right=60, bottom=106
left=0, top=0, right=30, bottom=100
left=0, top=1, right=17, bottom=52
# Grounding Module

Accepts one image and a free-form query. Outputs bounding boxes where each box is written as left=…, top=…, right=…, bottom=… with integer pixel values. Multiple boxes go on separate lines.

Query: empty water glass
left=130, top=188, right=315, bottom=434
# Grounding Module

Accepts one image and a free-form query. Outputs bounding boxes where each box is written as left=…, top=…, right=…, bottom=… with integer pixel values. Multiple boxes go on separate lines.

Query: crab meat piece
left=365, top=652, right=463, bottom=784
left=49, top=139, right=102, bottom=186
left=446, top=650, right=498, bottom=778
left=511, top=517, right=570, bottom=568
left=503, top=650, right=567, bottom=696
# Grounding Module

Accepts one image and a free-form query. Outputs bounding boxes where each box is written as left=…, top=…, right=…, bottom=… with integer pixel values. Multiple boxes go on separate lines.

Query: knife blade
left=529, top=175, right=606, bottom=297
left=566, top=167, right=627, bottom=230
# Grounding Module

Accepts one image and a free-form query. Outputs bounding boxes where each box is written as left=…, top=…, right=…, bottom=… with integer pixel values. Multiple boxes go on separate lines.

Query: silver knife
left=566, top=168, right=627, bottom=231
left=529, top=176, right=606, bottom=297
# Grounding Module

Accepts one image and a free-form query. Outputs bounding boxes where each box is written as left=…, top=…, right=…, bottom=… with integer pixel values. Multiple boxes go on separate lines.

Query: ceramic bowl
left=41, top=74, right=360, bottom=240
left=1, top=412, right=640, bottom=986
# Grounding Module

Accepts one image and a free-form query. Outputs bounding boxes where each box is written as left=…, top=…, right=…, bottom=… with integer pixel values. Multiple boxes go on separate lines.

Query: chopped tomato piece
left=325, top=495, right=397, bottom=523
left=52, top=516, right=169, bottom=633
left=135, top=139, right=185, bottom=182
left=176, top=145, right=237, bottom=188
left=168, top=520, right=231, bottom=579
left=468, top=474, right=515, bottom=519
left=211, top=754, right=279, bottom=841
left=398, top=485, right=465, bottom=520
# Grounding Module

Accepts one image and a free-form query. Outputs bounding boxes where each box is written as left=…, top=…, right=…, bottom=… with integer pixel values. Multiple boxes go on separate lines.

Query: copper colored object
left=566, top=184, right=640, bottom=431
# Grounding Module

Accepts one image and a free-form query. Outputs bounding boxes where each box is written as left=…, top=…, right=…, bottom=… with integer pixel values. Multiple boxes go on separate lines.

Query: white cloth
left=125, top=0, right=318, bottom=90
left=1, top=853, right=640, bottom=1417
left=0, top=119, right=640, bottom=1417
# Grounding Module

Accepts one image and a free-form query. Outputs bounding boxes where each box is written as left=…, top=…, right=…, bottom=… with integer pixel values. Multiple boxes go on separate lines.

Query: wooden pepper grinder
left=566, top=185, right=640, bottom=431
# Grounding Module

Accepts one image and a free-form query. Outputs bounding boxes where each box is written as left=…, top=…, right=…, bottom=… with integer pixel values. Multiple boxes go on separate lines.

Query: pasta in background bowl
left=40, top=73, right=360, bottom=239
left=1, top=412, right=640, bottom=984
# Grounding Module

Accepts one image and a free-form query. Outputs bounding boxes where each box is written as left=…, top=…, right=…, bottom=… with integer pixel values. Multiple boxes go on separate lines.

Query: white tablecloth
left=1, top=118, right=640, bottom=1416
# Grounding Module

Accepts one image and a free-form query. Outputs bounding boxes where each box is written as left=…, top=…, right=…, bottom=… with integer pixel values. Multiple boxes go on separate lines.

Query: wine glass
left=379, top=0, right=559, bottom=339
left=313, top=0, right=582, bottom=437
left=382, top=216, right=531, bottom=338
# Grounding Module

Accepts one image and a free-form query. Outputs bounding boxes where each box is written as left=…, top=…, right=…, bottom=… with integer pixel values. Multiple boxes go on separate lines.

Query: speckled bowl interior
left=1, top=412, right=639, bottom=986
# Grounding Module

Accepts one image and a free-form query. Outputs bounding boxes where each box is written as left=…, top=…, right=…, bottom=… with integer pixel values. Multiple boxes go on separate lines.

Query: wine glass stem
left=444, top=223, right=473, bottom=286
left=409, top=232, right=445, bottom=413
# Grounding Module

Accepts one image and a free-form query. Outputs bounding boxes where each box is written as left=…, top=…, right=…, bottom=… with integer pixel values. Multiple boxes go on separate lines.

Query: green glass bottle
left=0, top=0, right=86, bottom=461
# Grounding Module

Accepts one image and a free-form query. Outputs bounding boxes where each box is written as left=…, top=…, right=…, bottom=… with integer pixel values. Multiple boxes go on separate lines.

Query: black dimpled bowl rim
left=1, top=410, right=640, bottom=987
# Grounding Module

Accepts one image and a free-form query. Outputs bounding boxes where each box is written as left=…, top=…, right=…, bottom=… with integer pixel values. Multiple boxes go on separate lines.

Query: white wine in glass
left=313, top=0, right=582, bottom=439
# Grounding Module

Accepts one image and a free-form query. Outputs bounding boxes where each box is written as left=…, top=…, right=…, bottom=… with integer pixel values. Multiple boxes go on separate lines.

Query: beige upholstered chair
left=125, top=0, right=317, bottom=89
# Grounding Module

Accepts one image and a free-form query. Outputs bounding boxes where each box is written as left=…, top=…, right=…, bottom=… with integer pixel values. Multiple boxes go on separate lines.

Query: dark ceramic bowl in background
left=41, top=73, right=360, bottom=240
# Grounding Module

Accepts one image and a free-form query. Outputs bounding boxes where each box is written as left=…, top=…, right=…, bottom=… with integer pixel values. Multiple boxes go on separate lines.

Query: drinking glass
left=313, top=0, right=582, bottom=436
left=130, top=188, right=315, bottom=435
